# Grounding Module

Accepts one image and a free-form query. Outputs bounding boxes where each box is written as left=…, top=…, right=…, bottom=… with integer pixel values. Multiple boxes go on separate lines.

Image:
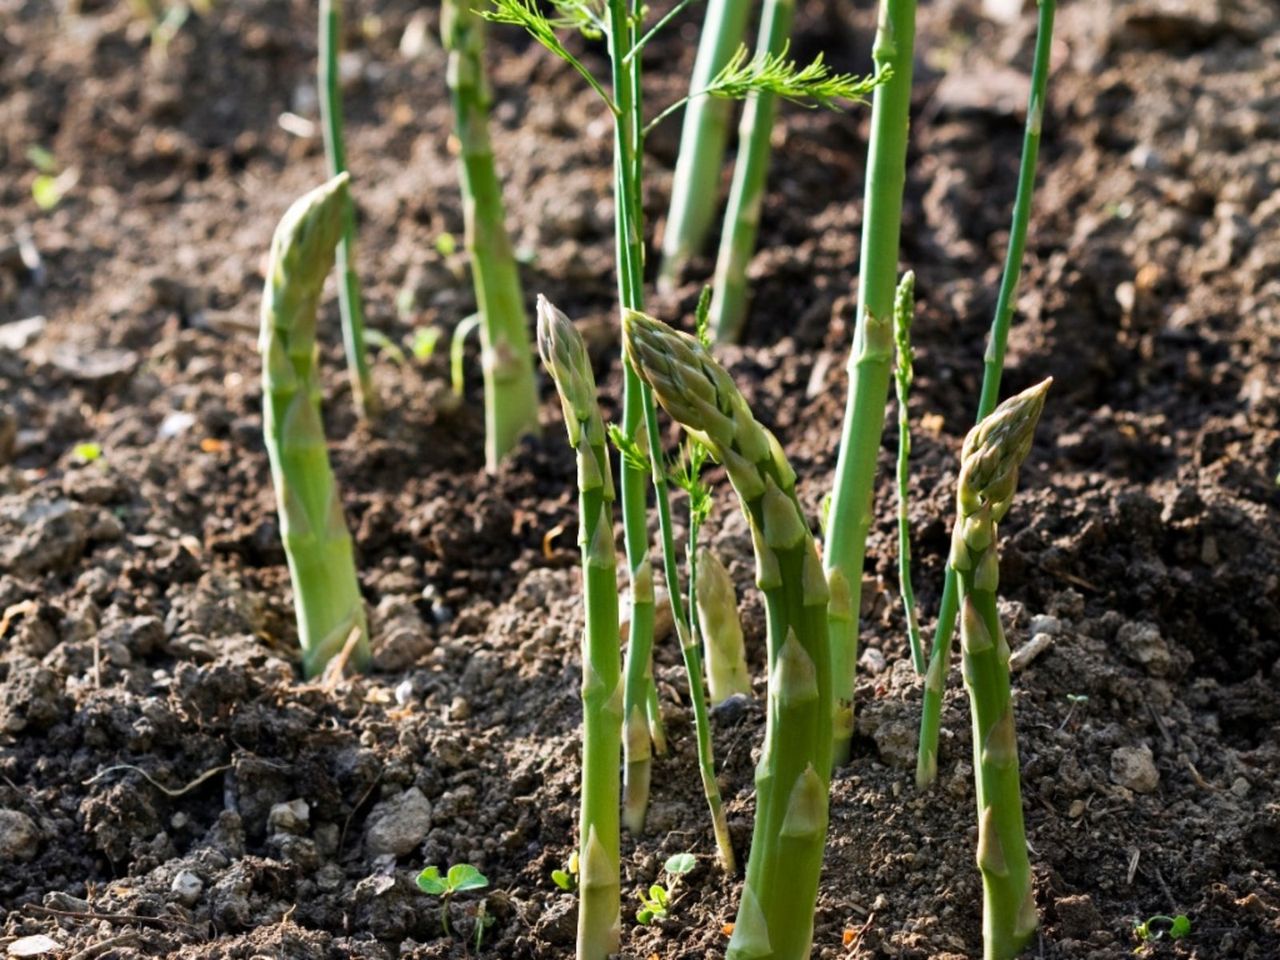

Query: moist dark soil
left=2, top=0, right=1278, bottom=957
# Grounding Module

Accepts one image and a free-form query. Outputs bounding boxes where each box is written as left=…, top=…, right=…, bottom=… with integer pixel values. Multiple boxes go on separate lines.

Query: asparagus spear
left=891, top=272, right=924, bottom=673
left=624, top=309, right=831, bottom=960
left=695, top=546, right=752, bottom=704
left=259, top=174, right=369, bottom=678
left=442, top=0, right=542, bottom=472
left=318, top=0, right=377, bottom=418
left=917, top=0, right=1057, bottom=789
left=535, top=297, right=622, bottom=960
left=949, top=378, right=1049, bottom=960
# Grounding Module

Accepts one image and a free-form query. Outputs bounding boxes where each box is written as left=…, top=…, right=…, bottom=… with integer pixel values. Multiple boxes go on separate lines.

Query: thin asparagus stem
left=917, top=0, right=1056, bottom=789
left=825, top=0, right=917, bottom=769
left=708, top=0, right=795, bottom=343
left=695, top=546, right=752, bottom=703
left=949, top=378, right=1050, bottom=959
left=259, top=174, right=369, bottom=678
left=442, top=0, right=542, bottom=472
left=318, top=0, right=377, bottom=418
left=624, top=310, right=832, bottom=960
left=535, top=297, right=622, bottom=960
left=891, top=272, right=924, bottom=673
left=657, top=0, right=754, bottom=291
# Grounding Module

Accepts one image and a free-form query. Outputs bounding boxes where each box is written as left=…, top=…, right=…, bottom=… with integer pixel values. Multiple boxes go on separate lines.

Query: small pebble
left=858, top=647, right=887, bottom=675
left=267, top=799, right=310, bottom=836
left=170, top=869, right=203, bottom=906
left=7, top=934, right=60, bottom=957
left=365, top=787, right=433, bottom=857
left=1027, top=614, right=1062, bottom=636
left=1110, top=745, right=1160, bottom=794
left=0, top=809, right=40, bottom=861
left=448, top=696, right=471, bottom=722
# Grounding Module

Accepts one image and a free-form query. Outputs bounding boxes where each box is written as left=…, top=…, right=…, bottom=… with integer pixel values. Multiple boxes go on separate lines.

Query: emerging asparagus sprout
left=891, top=272, right=925, bottom=673
left=624, top=309, right=832, bottom=960
left=536, top=296, right=623, bottom=960
left=442, top=0, right=542, bottom=471
left=695, top=547, right=752, bottom=704
left=259, top=174, right=369, bottom=678
left=949, top=379, right=1051, bottom=960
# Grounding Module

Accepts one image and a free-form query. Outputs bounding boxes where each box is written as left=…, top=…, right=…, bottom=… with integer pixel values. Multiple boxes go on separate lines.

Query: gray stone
left=170, top=869, right=203, bottom=906
left=1117, top=621, right=1172, bottom=677
left=364, top=788, right=433, bottom=857
left=1111, top=745, right=1159, bottom=794
left=268, top=799, right=310, bottom=836
left=0, top=809, right=40, bottom=861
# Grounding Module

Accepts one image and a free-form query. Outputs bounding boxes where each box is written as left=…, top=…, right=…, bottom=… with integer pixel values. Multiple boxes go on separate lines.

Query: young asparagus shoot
left=695, top=547, right=752, bottom=703
left=535, top=296, right=622, bottom=960
left=824, top=0, right=917, bottom=769
left=259, top=174, right=370, bottom=678
left=624, top=309, right=832, bottom=960
left=891, top=272, right=924, bottom=673
left=318, top=0, right=377, bottom=418
left=949, top=379, right=1051, bottom=960
left=657, top=0, right=753, bottom=290
left=442, top=0, right=542, bottom=471
left=917, top=0, right=1057, bottom=789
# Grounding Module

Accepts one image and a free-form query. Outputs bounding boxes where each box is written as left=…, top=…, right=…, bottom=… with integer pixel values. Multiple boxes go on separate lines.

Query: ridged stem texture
left=318, top=0, right=377, bottom=418
left=657, top=0, right=754, bottom=291
left=535, top=298, right=622, bottom=960
left=948, top=379, right=1049, bottom=959
left=891, top=272, right=924, bottom=672
left=708, top=0, right=795, bottom=343
left=259, top=174, right=369, bottom=678
left=917, top=0, right=1056, bottom=789
left=824, top=0, right=917, bottom=768
left=696, top=546, right=752, bottom=703
left=624, top=310, right=832, bottom=960
left=442, top=0, right=541, bottom=472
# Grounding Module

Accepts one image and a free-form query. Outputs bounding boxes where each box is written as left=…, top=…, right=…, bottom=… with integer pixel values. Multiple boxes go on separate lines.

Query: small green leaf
left=363, top=327, right=406, bottom=365
left=1169, top=915, right=1191, bottom=939
left=73, top=442, right=103, bottom=463
left=32, top=175, right=62, bottom=211
left=663, top=852, right=696, bottom=876
left=410, top=326, right=442, bottom=361
left=447, top=863, right=489, bottom=893
left=416, top=866, right=448, bottom=895
left=636, top=907, right=654, bottom=925
left=551, top=869, right=572, bottom=891
left=648, top=884, right=667, bottom=905
left=27, top=145, right=57, bottom=174
left=435, top=232, right=457, bottom=256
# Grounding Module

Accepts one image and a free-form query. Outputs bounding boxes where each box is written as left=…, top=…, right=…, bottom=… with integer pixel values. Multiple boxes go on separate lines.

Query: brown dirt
left=2, top=0, right=1278, bottom=958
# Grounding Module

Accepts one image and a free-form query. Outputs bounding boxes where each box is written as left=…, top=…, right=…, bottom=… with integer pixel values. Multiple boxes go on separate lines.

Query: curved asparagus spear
left=624, top=310, right=831, bottom=960
left=696, top=546, right=752, bottom=704
left=536, top=297, right=622, bottom=960
left=950, top=379, right=1049, bottom=960
left=260, top=173, right=369, bottom=678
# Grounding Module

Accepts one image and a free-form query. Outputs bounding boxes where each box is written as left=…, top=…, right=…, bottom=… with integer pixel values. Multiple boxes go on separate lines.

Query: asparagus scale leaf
left=259, top=174, right=370, bottom=679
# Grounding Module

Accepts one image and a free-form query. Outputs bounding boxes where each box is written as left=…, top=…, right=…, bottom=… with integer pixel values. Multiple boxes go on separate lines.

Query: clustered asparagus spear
left=259, top=174, right=369, bottom=678
left=442, top=0, right=542, bottom=472
left=625, top=310, right=832, bottom=960
left=536, top=297, right=622, bottom=960
left=825, top=0, right=918, bottom=769
left=657, top=0, right=754, bottom=292
left=695, top=546, right=752, bottom=704
left=318, top=0, right=377, bottom=418
left=917, top=0, right=1057, bottom=789
left=949, top=379, right=1050, bottom=959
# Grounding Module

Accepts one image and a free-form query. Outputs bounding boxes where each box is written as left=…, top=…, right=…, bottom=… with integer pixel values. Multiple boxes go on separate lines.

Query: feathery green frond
left=706, top=42, right=885, bottom=108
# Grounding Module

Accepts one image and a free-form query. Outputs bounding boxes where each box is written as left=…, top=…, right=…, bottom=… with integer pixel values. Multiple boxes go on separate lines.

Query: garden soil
left=1, top=0, right=1278, bottom=957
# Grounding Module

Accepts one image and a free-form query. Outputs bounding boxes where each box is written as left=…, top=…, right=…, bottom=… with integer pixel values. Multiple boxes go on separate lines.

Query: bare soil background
left=1, top=0, right=1278, bottom=957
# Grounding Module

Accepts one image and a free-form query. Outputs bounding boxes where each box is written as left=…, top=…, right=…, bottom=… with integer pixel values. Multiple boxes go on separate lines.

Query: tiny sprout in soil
left=635, top=853, right=697, bottom=924
left=1134, top=914, right=1192, bottom=942
left=417, top=864, right=490, bottom=937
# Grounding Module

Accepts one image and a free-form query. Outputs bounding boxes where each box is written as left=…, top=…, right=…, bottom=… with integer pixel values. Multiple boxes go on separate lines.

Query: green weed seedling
left=551, top=851, right=580, bottom=893
left=417, top=863, right=490, bottom=936
left=1134, top=913, right=1191, bottom=943
left=635, top=853, right=696, bottom=925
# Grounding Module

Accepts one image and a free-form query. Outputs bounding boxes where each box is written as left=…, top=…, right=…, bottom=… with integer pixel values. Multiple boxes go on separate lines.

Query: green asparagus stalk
left=917, top=0, right=1056, bottom=789
left=824, top=0, right=917, bottom=768
left=949, top=378, right=1050, bottom=959
left=535, top=297, right=622, bottom=960
left=259, top=174, right=370, bottom=678
left=695, top=546, right=752, bottom=703
left=708, top=0, right=795, bottom=343
left=318, top=0, right=377, bottom=418
left=657, top=0, right=755, bottom=291
left=891, top=272, right=924, bottom=673
left=624, top=310, right=831, bottom=960
left=442, top=0, right=542, bottom=472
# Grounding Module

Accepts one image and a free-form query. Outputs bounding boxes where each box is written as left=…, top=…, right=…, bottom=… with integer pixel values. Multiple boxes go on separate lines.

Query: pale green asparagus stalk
left=695, top=546, right=752, bottom=703
left=535, top=297, right=622, bottom=960
left=624, top=310, right=831, bottom=960
left=708, top=0, right=795, bottom=343
left=657, top=0, right=755, bottom=291
left=949, top=378, right=1050, bottom=960
left=319, top=0, right=378, bottom=418
left=443, top=0, right=542, bottom=472
left=917, top=0, right=1056, bottom=789
left=892, top=272, right=924, bottom=673
left=260, top=174, right=370, bottom=678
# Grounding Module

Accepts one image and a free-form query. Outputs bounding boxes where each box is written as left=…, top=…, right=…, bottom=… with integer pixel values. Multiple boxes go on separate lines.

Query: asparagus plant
left=917, top=0, right=1057, bottom=789
left=625, top=310, right=832, bottom=960
left=891, top=272, right=924, bottom=673
left=442, top=0, right=542, bottom=472
left=695, top=546, right=752, bottom=703
left=657, top=0, right=755, bottom=291
left=824, top=0, right=917, bottom=768
left=318, top=0, right=377, bottom=418
left=535, top=297, right=622, bottom=960
left=948, top=378, right=1050, bottom=959
left=259, top=173, right=369, bottom=678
